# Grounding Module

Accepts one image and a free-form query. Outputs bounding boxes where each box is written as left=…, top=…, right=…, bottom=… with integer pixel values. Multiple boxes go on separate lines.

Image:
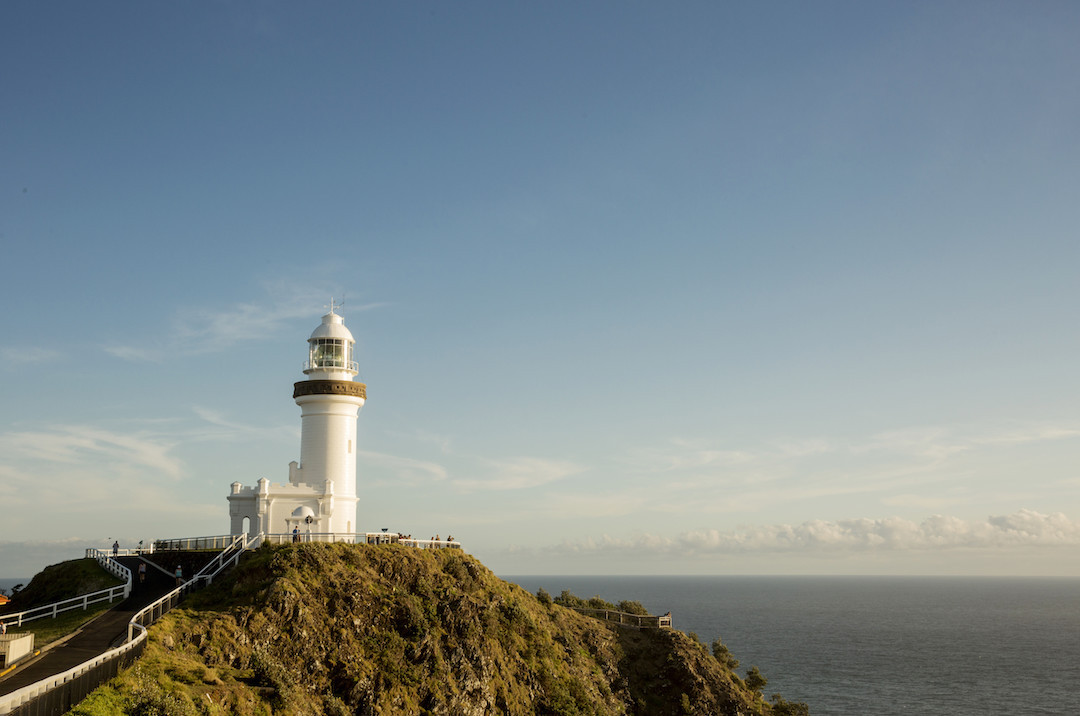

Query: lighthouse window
left=311, top=339, right=347, bottom=368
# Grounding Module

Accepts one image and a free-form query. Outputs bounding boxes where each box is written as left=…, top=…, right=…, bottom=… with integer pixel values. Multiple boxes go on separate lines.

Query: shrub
left=554, top=590, right=583, bottom=608
left=127, top=667, right=196, bottom=716
left=585, top=596, right=616, bottom=610
left=616, top=600, right=649, bottom=616
left=771, top=693, right=811, bottom=715
left=745, top=665, right=767, bottom=694
left=710, top=637, right=740, bottom=670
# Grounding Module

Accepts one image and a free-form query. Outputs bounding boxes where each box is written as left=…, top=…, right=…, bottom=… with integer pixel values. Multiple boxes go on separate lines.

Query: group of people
left=426, top=534, right=454, bottom=548
left=107, top=539, right=183, bottom=588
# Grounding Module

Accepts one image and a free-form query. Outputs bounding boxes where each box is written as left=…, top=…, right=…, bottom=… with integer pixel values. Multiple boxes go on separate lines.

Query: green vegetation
left=551, top=590, right=650, bottom=616
left=2, top=558, right=124, bottom=612
left=770, top=693, right=812, bottom=716
left=746, top=665, right=768, bottom=694
left=711, top=637, right=740, bottom=670
left=0, top=557, right=125, bottom=648
left=67, top=543, right=802, bottom=715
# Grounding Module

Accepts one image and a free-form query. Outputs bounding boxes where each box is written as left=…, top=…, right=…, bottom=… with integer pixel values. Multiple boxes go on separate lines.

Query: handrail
left=258, top=532, right=463, bottom=550
left=571, top=607, right=673, bottom=629
left=0, top=625, right=147, bottom=714
left=87, top=549, right=133, bottom=594
left=0, top=553, right=131, bottom=629
left=0, top=586, right=128, bottom=629
left=152, top=534, right=243, bottom=551
left=0, top=535, right=258, bottom=715
left=191, top=534, right=246, bottom=585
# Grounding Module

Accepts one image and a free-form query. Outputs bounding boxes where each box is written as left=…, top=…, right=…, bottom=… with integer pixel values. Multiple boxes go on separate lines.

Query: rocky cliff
left=72, top=543, right=804, bottom=715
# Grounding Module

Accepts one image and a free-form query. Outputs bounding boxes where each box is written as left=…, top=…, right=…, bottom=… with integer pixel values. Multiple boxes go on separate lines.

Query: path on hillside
left=0, top=557, right=177, bottom=696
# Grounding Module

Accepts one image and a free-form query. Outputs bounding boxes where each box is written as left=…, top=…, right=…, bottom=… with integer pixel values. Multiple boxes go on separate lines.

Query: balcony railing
left=259, top=532, right=462, bottom=550
left=303, top=359, right=359, bottom=372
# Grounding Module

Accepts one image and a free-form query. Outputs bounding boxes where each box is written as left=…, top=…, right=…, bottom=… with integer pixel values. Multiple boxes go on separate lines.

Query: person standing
left=138, top=562, right=147, bottom=585
left=174, top=565, right=183, bottom=587
left=112, top=540, right=119, bottom=557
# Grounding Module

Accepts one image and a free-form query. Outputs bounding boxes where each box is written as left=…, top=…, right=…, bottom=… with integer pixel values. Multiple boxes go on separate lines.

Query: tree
left=554, top=590, right=583, bottom=608
left=710, top=637, right=740, bottom=670
left=770, top=694, right=811, bottom=715
left=616, top=600, right=649, bottom=616
left=745, top=666, right=767, bottom=694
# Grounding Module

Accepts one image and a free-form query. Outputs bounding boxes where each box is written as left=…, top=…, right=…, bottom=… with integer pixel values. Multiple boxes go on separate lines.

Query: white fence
left=0, top=530, right=464, bottom=714
left=0, top=535, right=255, bottom=715
left=0, top=553, right=130, bottom=630
left=260, top=532, right=462, bottom=550
left=153, top=534, right=244, bottom=551
left=126, top=533, right=250, bottom=642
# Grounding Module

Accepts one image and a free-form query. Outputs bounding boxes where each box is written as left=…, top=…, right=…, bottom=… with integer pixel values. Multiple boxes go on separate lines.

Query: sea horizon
left=505, top=574, right=1080, bottom=715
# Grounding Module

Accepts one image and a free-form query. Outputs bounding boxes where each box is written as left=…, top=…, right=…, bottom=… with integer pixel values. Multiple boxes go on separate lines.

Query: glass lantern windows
left=309, top=338, right=351, bottom=369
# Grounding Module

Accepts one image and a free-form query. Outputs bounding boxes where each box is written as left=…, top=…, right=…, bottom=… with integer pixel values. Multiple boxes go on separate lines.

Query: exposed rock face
left=74, top=544, right=784, bottom=715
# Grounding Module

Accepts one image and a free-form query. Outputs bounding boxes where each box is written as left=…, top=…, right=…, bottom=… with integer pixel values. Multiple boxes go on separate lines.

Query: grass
left=4, top=597, right=124, bottom=649
left=0, top=557, right=128, bottom=648
left=2, top=558, right=125, bottom=612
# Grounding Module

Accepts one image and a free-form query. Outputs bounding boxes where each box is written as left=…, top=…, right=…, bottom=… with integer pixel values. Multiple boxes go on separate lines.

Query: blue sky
left=3, top=2, right=1079, bottom=577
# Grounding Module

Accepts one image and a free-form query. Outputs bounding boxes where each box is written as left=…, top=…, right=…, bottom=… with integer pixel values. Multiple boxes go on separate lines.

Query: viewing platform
left=153, top=532, right=462, bottom=551
left=571, top=607, right=673, bottom=630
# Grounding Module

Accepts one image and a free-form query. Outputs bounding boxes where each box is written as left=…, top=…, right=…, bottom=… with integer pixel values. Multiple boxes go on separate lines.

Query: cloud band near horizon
left=556, top=509, right=1080, bottom=556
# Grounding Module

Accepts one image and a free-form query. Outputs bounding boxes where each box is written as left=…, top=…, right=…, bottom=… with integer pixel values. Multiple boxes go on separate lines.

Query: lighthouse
left=228, top=302, right=367, bottom=537
left=292, top=303, right=366, bottom=532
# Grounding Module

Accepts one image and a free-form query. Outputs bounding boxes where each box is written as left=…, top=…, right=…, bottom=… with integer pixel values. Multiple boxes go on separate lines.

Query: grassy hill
left=69, top=543, right=807, bottom=715
left=1, top=558, right=123, bottom=612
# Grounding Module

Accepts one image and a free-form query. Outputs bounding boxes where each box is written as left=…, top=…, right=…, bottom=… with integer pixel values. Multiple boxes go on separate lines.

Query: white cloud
left=101, top=344, right=160, bottom=362
left=358, top=450, right=448, bottom=484
left=103, top=286, right=385, bottom=361
left=881, top=492, right=970, bottom=511
left=554, top=510, right=1080, bottom=556
left=627, top=421, right=1080, bottom=507
left=0, top=425, right=183, bottom=479
left=385, top=429, right=453, bottom=454
left=454, top=457, right=583, bottom=491
left=0, top=346, right=63, bottom=367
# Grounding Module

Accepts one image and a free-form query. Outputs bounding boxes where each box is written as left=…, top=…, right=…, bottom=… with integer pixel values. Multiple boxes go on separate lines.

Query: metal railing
left=127, top=533, right=252, bottom=642
left=571, top=607, right=673, bottom=629
left=260, top=532, right=462, bottom=550
left=152, top=534, right=242, bottom=552
left=0, top=536, right=257, bottom=716
left=86, top=549, right=133, bottom=593
left=0, top=554, right=130, bottom=630
left=0, top=587, right=127, bottom=631
left=0, top=628, right=145, bottom=715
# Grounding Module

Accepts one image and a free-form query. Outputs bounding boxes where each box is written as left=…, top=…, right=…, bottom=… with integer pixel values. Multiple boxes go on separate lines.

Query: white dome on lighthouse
left=303, top=303, right=359, bottom=380
left=308, top=311, right=355, bottom=343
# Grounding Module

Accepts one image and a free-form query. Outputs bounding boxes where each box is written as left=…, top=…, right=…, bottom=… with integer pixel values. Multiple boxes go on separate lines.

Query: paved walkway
left=0, top=557, right=175, bottom=696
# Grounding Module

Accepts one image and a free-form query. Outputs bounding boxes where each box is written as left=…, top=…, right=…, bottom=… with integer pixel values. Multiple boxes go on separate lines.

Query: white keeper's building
left=227, top=305, right=366, bottom=537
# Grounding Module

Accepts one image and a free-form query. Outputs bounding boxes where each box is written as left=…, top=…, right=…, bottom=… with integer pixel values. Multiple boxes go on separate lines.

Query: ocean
left=0, top=578, right=29, bottom=596
left=504, top=575, right=1080, bottom=715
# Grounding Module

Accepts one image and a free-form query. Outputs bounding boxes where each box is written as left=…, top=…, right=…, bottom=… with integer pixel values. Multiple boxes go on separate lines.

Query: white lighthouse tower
left=292, top=302, right=366, bottom=532
left=228, top=301, right=367, bottom=536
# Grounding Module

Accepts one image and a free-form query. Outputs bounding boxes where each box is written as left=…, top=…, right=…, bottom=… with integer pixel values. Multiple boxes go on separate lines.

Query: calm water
left=0, top=578, right=28, bottom=595
left=505, top=575, right=1080, bottom=716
